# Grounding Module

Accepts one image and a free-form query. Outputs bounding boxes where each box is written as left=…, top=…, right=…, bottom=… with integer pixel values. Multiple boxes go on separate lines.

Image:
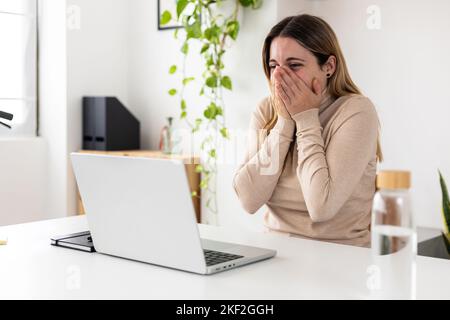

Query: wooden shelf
left=76, top=150, right=201, bottom=223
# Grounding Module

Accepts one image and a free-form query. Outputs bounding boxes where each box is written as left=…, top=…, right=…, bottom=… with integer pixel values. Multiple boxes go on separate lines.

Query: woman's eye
left=269, top=63, right=302, bottom=70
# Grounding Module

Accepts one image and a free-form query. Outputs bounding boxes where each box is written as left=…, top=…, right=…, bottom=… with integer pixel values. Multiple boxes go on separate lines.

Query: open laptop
left=70, top=153, right=276, bottom=275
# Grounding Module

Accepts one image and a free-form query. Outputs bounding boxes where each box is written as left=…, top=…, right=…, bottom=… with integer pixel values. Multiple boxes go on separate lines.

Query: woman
left=233, top=14, right=382, bottom=247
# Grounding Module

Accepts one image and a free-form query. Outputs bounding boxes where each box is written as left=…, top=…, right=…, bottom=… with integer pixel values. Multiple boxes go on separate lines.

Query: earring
left=327, top=73, right=331, bottom=78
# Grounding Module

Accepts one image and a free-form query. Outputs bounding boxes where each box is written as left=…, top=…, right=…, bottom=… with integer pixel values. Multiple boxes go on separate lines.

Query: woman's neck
left=318, top=91, right=335, bottom=114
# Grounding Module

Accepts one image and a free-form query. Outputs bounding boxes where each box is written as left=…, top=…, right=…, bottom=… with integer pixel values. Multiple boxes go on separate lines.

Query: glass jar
left=370, top=170, right=417, bottom=299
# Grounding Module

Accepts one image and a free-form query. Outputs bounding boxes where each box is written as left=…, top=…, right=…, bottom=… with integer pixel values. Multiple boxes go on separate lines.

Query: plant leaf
left=183, top=77, right=195, bottom=86
left=226, top=20, right=240, bottom=40
left=252, top=0, right=263, bottom=9
left=176, top=0, right=189, bottom=18
left=160, top=10, right=172, bottom=25
left=439, top=170, right=450, bottom=235
left=203, top=102, right=217, bottom=119
left=186, top=18, right=202, bottom=39
left=206, top=55, right=214, bottom=67
left=181, top=42, right=189, bottom=55
left=443, top=232, right=450, bottom=253
left=200, top=179, right=208, bottom=190
left=220, top=127, right=229, bottom=139
left=168, top=88, right=177, bottom=96
left=203, top=109, right=211, bottom=119
left=192, top=118, right=202, bottom=133
left=169, top=65, right=177, bottom=74
left=239, top=0, right=253, bottom=7
left=204, top=25, right=221, bottom=44
left=181, top=99, right=187, bottom=110
left=200, top=43, right=210, bottom=54
left=221, top=76, right=232, bottom=90
left=239, top=0, right=263, bottom=9
left=206, top=76, right=218, bottom=88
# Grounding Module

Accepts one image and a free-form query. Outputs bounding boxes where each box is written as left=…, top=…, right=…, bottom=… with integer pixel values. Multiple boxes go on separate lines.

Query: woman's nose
left=275, top=65, right=288, bottom=73
left=273, top=67, right=283, bottom=78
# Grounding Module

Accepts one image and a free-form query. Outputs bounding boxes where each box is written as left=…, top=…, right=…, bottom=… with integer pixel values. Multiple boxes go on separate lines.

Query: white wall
left=0, top=138, right=46, bottom=226
left=39, top=0, right=69, bottom=222
left=66, top=0, right=130, bottom=217
left=279, top=0, right=450, bottom=229
left=127, top=0, right=186, bottom=151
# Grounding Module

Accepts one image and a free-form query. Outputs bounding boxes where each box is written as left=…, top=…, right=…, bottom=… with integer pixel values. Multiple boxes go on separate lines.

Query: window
left=0, top=0, right=37, bottom=137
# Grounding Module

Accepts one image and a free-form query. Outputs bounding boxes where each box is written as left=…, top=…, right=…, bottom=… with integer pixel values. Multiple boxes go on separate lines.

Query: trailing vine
left=161, top=0, right=262, bottom=223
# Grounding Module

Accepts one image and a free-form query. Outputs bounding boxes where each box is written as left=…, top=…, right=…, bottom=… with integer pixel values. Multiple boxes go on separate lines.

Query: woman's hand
left=273, top=66, right=324, bottom=116
left=270, top=73, right=292, bottom=120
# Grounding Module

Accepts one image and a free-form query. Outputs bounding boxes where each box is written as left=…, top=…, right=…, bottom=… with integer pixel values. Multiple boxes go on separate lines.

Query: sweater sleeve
left=293, top=95, right=379, bottom=223
left=233, top=98, right=296, bottom=214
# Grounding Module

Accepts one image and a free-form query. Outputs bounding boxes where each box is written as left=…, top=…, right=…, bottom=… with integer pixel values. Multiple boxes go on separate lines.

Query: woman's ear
left=323, top=55, right=337, bottom=78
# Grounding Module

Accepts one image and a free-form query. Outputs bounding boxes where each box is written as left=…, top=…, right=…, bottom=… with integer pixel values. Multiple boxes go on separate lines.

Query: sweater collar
left=318, top=91, right=336, bottom=114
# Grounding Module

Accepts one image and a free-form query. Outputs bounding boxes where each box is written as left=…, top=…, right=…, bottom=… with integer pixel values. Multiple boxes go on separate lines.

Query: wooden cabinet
left=76, top=150, right=201, bottom=223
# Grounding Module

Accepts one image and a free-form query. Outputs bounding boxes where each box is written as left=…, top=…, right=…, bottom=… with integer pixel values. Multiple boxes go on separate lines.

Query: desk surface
left=1, top=216, right=449, bottom=299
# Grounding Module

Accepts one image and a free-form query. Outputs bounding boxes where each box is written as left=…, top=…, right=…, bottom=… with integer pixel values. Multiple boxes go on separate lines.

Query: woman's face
left=269, top=36, right=334, bottom=93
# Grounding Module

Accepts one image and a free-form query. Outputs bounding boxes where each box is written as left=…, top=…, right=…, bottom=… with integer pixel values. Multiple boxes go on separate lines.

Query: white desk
left=0, top=216, right=449, bottom=299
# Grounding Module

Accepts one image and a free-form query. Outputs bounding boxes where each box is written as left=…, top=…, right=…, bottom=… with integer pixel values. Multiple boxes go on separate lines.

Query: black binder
left=82, top=97, right=140, bottom=151
left=51, top=231, right=96, bottom=253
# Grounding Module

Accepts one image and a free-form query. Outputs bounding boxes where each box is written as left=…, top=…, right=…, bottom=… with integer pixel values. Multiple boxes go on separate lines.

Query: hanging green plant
left=160, top=0, right=262, bottom=223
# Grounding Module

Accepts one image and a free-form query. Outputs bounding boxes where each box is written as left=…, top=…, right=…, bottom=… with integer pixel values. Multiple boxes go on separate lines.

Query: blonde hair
left=261, top=14, right=383, bottom=162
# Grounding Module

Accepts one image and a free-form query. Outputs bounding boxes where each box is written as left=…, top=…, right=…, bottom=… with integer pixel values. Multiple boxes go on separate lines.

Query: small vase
left=159, top=117, right=174, bottom=154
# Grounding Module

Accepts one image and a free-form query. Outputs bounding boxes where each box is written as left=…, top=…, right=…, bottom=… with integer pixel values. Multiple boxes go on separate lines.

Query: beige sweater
left=233, top=93, right=379, bottom=247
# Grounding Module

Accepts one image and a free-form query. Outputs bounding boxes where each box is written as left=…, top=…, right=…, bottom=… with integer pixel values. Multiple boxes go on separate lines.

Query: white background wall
left=66, top=0, right=130, bottom=218
left=2, top=0, right=449, bottom=232
left=0, top=138, right=46, bottom=225
left=39, top=0, right=69, bottom=223
left=280, top=0, right=450, bottom=229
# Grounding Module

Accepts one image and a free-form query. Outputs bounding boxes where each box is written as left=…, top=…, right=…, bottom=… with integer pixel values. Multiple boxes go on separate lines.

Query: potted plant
left=438, top=170, right=450, bottom=252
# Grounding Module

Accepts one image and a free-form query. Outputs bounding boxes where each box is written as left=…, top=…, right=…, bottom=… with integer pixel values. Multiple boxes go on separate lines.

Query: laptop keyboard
left=203, top=249, right=244, bottom=266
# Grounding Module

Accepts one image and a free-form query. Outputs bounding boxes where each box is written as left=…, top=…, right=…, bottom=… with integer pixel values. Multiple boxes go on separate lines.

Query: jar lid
left=377, top=170, right=411, bottom=189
